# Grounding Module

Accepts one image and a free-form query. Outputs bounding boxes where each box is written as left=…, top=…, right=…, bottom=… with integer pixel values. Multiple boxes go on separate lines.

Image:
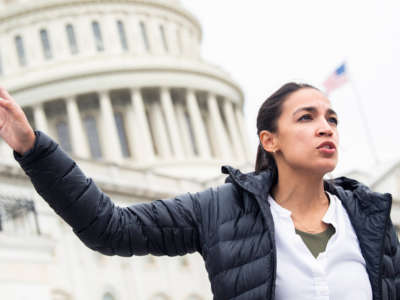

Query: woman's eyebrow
left=293, top=106, right=337, bottom=116
left=327, top=108, right=337, bottom=116
left=292, top=106, right=317, bottom=116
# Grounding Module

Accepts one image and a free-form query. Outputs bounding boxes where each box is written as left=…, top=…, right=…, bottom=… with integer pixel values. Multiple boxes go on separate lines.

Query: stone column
left=160, top=87, right=184, bottom=159
left=32, top=103, right=49, bottom=133
left=130, top=88, right=155, bottom=161
left=234, top=105, right=253, bottom=161
left=98, top=91, right=123, bottom=162
left=148, top=101, right=172, bottom=158
left=207, top=93, right=232, bottom=159
left=125, top=102, right=141, bottom=160
left=174, top=103, right=193, bottom=157
left=185, top=89, right=211, bottom=158
left=65, top=96, right=90, bottom=158
left=222, top=100, right=246, bottom=161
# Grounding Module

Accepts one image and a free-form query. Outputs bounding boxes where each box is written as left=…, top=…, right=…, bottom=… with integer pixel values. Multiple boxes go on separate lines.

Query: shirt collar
left=268, top=191, right=338, bottom=227
left=268, top=194, right=292, bottom=218
left=322, top=191, right=338, bottom=229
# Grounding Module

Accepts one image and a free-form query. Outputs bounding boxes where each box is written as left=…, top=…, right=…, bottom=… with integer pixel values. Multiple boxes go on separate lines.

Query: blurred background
left=0, top=0, right=399, bottom=299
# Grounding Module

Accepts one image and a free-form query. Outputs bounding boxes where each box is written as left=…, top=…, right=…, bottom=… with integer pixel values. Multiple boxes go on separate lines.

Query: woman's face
left=272, top=88, right=339, bottom=175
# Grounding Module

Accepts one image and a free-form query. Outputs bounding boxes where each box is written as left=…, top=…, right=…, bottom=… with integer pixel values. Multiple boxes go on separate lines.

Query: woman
left=0, top=83, right=398, bottom=300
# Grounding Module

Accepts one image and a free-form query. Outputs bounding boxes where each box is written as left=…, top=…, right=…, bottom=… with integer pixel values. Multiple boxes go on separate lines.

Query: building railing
left=0, top=195, right=40, bottom=235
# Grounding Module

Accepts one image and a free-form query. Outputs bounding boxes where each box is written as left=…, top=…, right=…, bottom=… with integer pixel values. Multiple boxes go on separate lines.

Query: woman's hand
left=0, top=87, right=35, bottom=155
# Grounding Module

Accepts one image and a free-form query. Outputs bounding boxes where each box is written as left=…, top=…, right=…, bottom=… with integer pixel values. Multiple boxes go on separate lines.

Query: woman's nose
left=316, top=120, right=333, bottom=136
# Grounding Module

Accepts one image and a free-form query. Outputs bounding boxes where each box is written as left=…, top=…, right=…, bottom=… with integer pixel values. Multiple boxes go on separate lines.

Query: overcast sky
left=182, top=0, right=400, bottom=176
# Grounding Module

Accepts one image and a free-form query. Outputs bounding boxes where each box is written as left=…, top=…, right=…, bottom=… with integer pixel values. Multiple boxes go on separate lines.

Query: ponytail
left=255, top=144, right=278, bottom=179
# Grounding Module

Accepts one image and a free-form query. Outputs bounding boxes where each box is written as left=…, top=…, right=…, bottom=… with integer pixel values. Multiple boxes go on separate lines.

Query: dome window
left=40, top=29, right=53, bottom=60
left=66, top=24, right=78, bottom=55
left=159, top=25, right=168, bottom=53
left=14, top=35, right=27, bottom=66
left=139, top=21, right=150, bottom=52
left=117, top=20, right=128, bottom=51
left=92, top=21, right=104, bottom=52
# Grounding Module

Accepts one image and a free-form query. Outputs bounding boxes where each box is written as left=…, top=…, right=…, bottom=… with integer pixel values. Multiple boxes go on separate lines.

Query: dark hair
left=255, top=82, right=318, bottom=175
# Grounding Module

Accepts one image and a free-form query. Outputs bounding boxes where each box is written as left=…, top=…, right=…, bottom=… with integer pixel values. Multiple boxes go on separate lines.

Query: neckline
left=295, top=224, right=335, bottom=237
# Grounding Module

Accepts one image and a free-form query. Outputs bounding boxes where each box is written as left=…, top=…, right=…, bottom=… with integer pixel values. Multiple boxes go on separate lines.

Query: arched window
left=92, top=21, right=104, bottom=52
left=117, top=20, right=128, bottom=51
left=103, top=292, right=115, bottom=300
left=83, top=115, right=102, bottom=159
left=139, top=21, right=150, bottom=52
left=114, top=112, right=130, bottom=157
left=66, top=24, right=78, bottom=54
left=56, top=121, right=72, bottom=153
left=40, top=29, right=52, bottom=59
left=159, top=25, right=168, bottom=52
left=15, top=35, right=27, bottom=66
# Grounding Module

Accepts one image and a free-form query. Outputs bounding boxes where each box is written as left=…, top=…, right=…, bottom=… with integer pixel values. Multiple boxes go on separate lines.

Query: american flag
left=323, top=63, right=348, bottom=94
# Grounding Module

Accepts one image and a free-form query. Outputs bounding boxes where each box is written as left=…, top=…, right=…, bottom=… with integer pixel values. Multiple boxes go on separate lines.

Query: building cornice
left=5, top=58, right=245, bottom=105
left=0, top=0, right=202, bottom=41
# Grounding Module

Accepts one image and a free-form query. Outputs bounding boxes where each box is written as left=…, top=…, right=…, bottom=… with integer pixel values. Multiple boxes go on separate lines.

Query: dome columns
left=234, top=106, right=253, bottom=161
left=206, top=93, right=233, bottom=160
left=130, top=88, right=155, bottom=162
left=222, top=101, right=246, bottom=161
left=65, top=96, right=90, bottom=159
left=160, top=87, right=184, bottom=159
left=32, top=103, right=49, bottom=133
left=186, top=89, right=211, bottom=159
left=98, top=90, right=123, bottom=162
left=12, top=87, right=249, bottom=164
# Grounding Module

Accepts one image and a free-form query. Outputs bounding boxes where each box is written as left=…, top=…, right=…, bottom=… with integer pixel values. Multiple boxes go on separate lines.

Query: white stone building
left=0, top=0, right=253, bottom=299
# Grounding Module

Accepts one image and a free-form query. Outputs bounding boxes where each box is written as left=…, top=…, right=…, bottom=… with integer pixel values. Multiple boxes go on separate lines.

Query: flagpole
left=347, top=72, right=380, bottom=165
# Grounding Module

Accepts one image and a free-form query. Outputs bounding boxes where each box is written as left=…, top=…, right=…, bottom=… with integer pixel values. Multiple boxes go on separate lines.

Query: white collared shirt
left=268, top=192, right=373, bottom=300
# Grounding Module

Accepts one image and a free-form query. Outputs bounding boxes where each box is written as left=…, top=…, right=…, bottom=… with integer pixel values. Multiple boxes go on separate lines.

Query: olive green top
left=295, top=224, right=336, bottom=258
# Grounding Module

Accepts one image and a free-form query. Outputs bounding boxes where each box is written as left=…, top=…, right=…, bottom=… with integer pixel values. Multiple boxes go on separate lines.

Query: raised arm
left=0, top=87, right=206, bottom=257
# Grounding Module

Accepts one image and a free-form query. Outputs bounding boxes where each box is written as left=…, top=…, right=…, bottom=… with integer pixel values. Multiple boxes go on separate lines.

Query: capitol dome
left=0, top=0, right=252, bottom=180
left=0, top=1, right=253, bottom=300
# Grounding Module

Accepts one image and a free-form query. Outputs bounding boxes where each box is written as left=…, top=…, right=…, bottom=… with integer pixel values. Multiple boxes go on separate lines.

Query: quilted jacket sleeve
left=14, top=131, right=205, bottom=257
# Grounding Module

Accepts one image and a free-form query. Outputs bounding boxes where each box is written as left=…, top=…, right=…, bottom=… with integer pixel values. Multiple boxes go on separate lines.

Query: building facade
left=0, top=0, right=253, bottom=299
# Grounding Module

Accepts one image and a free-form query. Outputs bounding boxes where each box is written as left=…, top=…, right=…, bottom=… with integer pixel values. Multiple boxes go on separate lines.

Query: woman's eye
left=298, top=114, right=312, bottom=121
left=328, top=117, right=338, bottom=125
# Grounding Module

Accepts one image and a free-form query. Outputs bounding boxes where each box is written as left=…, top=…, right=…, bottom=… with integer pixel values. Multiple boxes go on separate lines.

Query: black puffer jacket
left=16, top=132, right=400, bottom=300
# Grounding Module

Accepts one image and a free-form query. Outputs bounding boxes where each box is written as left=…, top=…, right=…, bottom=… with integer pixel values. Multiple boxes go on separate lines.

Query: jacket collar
left=221, top=165, right=274, bottom=198
left=222, top=165, right=391, bottom=211
left=222, top=165, right=392, bottom=300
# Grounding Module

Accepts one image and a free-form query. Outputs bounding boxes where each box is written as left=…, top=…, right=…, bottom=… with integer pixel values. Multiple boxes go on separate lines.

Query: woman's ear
left=259, top=130, right=278, bottom=153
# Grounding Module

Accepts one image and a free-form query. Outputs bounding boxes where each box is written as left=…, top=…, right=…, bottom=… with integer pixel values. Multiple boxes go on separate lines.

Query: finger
left=0, top=97, right=12, bottom=110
